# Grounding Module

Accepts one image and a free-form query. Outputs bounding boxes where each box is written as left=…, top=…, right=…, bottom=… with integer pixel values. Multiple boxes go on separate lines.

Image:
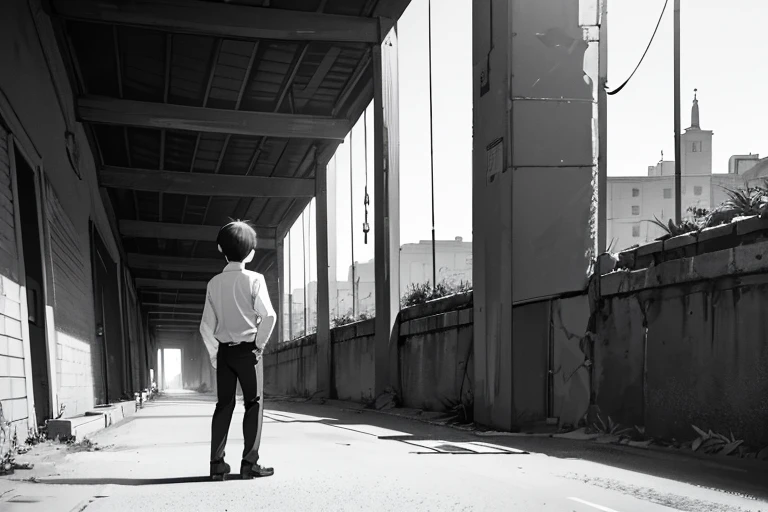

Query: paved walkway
left=1, top=392, right=766, bottom=511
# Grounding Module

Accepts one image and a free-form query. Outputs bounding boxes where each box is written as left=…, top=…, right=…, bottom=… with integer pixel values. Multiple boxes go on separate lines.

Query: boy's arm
left=253, top=274, right=276, bottom=352
left=199, top=287, right=219, bottom=368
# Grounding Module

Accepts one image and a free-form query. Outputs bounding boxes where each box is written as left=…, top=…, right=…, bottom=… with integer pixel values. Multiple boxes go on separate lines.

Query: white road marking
left=568, top=497, right=622, bottom=512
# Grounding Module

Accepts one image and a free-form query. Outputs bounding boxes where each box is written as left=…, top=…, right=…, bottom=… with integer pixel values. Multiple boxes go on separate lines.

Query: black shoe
left=210, top=460, right=231, bottom=481
left=240, top=461, right=274, bottom=479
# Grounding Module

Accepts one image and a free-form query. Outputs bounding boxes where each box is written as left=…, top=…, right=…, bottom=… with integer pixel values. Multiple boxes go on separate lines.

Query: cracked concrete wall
left=551, top=296, right=591, bottom=428
left=596, top=282, right=768, bottom=446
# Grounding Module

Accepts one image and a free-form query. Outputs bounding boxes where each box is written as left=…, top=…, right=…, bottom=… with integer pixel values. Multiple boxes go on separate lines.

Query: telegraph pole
left=674, top=0, right=682, bottom=223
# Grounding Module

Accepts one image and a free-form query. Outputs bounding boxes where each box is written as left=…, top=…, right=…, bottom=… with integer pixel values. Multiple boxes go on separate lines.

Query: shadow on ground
left=23, top=392, right=768, bottom=500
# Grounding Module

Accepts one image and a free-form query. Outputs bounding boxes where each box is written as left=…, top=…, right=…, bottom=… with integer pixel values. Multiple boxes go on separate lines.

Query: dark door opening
left=15, top=148, right=50, bottom=424
left=90, top=225, right=125, bottom=404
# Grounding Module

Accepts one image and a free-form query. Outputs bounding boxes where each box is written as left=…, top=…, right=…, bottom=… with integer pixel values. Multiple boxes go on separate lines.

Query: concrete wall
left=264, top=292, right=593, bottom=429
left=332, top=319, right=375, bottom=402
left=399, top=306, right=473, bottom=412
left=264, top=335, right=318, bottom=398
left=596, top=228, right=768, bottom=446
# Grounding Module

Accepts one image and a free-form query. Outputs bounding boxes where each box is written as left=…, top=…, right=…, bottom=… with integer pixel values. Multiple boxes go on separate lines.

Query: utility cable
left=363, top=109, right=370, bottom=244
left=428, top=0, right=437, bottom=288
left=606, top=0, right=669, bottom=96
left=349, top=129, right=356, bottom=317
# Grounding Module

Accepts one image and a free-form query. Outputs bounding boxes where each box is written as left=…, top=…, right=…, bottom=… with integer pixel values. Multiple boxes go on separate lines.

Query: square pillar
left=262, top=258, right=280, bottom=347
left=373, top=30, right=401, bottom=398
left=315, top=163, right=333, bottom=398
left=472, top=0, right=603, bottom=430
left=276, top=238, right=285, bottom=343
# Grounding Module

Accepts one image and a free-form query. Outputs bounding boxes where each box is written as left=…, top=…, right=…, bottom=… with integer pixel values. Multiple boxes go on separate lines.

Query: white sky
left=287, top=0, right=768, bottom=286
left=608, top=0, right=768, bottom=176
left=288, top=0, right=472, bottom=283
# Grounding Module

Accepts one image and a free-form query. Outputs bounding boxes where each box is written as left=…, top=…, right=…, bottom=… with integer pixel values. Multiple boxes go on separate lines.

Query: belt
left=219, top=338, right=256, bottom=345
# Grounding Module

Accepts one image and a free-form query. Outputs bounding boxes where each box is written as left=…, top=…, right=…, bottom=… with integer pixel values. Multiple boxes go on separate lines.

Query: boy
left=200, top=220, right=276, bottom=481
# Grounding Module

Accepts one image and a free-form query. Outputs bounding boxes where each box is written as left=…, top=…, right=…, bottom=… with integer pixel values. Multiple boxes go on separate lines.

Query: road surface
left=1, top=392, right=766, bottom=511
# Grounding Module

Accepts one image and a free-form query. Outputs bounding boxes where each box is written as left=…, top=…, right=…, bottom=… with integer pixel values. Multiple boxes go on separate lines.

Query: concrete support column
left=315, top=163, right=333, bottom=398
left=263, top=259, right=280, bottom=348
left=472, top=0, right=602, bottom=430
left=276, top=238, right=285, bottom=343
left=373, top=30, right=400, bottom=398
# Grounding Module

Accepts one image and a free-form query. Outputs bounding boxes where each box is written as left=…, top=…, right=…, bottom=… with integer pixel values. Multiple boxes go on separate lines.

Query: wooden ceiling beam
left=52, top=0, right=383, bottom=43
left=127, top=253, right=224, bottom=274
left=78, top=95, right=351, bottom=141
left=135, top=278, right=208, bottom=290
left=100, top=166, right=315, bottom=198
left=143, top=302, right=203, bottom=311
left=119, top=220, right=277, bottom=249
left=147, top=311, right=202, bottom=317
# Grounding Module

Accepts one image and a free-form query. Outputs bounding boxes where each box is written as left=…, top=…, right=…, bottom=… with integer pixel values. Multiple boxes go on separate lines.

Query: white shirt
left=199, top=262, right=276, bottom=365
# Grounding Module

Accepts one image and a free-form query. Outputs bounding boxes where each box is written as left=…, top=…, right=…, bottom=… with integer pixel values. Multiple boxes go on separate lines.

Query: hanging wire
left=302, top=211, right=307, bottom=335
left=427, top=0, right=437, bottom=288
left=349, top=129, right=357, bottom=317
left=287, top=230, right=292, bottom=340
left=606, top=0, right=669, bottom=96
left=307, top=198, right=313, bottom=331
left=363, top=109, right=370, bottom=244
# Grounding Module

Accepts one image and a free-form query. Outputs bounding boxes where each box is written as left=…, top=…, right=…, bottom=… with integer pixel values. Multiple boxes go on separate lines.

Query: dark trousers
left=210, top=342, right=264, bottom=465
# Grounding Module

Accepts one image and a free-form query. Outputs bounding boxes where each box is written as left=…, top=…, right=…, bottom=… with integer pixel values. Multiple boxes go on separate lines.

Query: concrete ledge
left=47, top=414, right=104, bottom=441
left=332, top=318, right=375, bottom=343
left=46, top=401, right=136, bottom=440
left=400, top=292, right=473, bottom=322
left=400, top=308, right=473, bottom=337
left=735, top=215, right=768, bottom=236
left=601, top=239, right=768, bottom=297
left=616, top=216, right=768, bottom=272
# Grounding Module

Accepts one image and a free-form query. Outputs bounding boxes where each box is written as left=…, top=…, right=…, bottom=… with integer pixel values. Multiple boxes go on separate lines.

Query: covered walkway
left=2, top=392, right=767, bottom=511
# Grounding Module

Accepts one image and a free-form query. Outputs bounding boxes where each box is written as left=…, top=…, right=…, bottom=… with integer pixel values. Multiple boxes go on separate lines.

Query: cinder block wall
left=0, top=122, right=31, bottom=432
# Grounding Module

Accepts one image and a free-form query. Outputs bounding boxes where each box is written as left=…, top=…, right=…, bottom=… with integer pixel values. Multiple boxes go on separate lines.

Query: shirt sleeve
left=253, top=274, right=276, bottom=351
left=199, top=286, right=219, bottom=363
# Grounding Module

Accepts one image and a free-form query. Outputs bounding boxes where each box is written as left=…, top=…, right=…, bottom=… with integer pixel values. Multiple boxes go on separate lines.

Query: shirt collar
left=224, top=261, right=246, bottom=272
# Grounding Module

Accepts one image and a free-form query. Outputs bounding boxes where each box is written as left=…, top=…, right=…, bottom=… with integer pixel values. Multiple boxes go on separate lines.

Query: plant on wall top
left=648, top=181, right=768, bottom=239
left=400, top=280, right=472, bottom=309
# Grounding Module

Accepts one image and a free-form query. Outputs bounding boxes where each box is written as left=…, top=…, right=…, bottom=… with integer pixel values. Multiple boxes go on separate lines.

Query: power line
left=428, top=0, right=437, bottom=288
left=606, top=0, right=669, bottom=96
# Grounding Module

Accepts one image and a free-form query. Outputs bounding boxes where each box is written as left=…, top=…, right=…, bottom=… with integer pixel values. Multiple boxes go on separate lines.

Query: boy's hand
left=252, top=346, right=263, bottom=363
left=211, top=355, right=217, bottom=370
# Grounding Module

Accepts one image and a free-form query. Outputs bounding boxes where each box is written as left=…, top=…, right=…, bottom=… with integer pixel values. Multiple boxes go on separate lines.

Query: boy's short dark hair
left=217, top=220, right=257, bottom=262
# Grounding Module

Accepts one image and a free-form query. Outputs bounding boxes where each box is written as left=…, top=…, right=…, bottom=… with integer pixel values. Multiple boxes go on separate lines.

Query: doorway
left=90, top=224, right=125, bottom=404
left=14, top=147, right=50, bottom=424
left=157, top=348, right=182, bottom=390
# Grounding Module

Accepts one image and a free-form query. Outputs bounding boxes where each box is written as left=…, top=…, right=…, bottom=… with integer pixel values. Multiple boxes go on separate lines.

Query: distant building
left=607, top=91, right=765, bottom=251
left=283, top=237, right=472, bottom=338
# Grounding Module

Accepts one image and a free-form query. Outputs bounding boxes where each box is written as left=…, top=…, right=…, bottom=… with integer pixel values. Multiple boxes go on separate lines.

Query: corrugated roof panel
left=163, top=131, right=198, bottom=172
left=220, top=136, right=259, bottom=176
left=67, top=21, right=119, bottom=97
left=169, top=35, right=218, bottom=106
left=118, top=27, right=166, bottom=103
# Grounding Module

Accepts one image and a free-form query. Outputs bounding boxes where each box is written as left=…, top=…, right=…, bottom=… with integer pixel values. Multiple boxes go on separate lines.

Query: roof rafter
left=78, top=96, right=351, bottom=140
left=52, top=0, right=384, bottom=43
left=99, top=166, right=315, bottom=198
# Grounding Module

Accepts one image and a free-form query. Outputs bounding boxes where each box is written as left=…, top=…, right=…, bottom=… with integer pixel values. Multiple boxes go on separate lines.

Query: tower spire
left=691, top=88, right=700, bottom=129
